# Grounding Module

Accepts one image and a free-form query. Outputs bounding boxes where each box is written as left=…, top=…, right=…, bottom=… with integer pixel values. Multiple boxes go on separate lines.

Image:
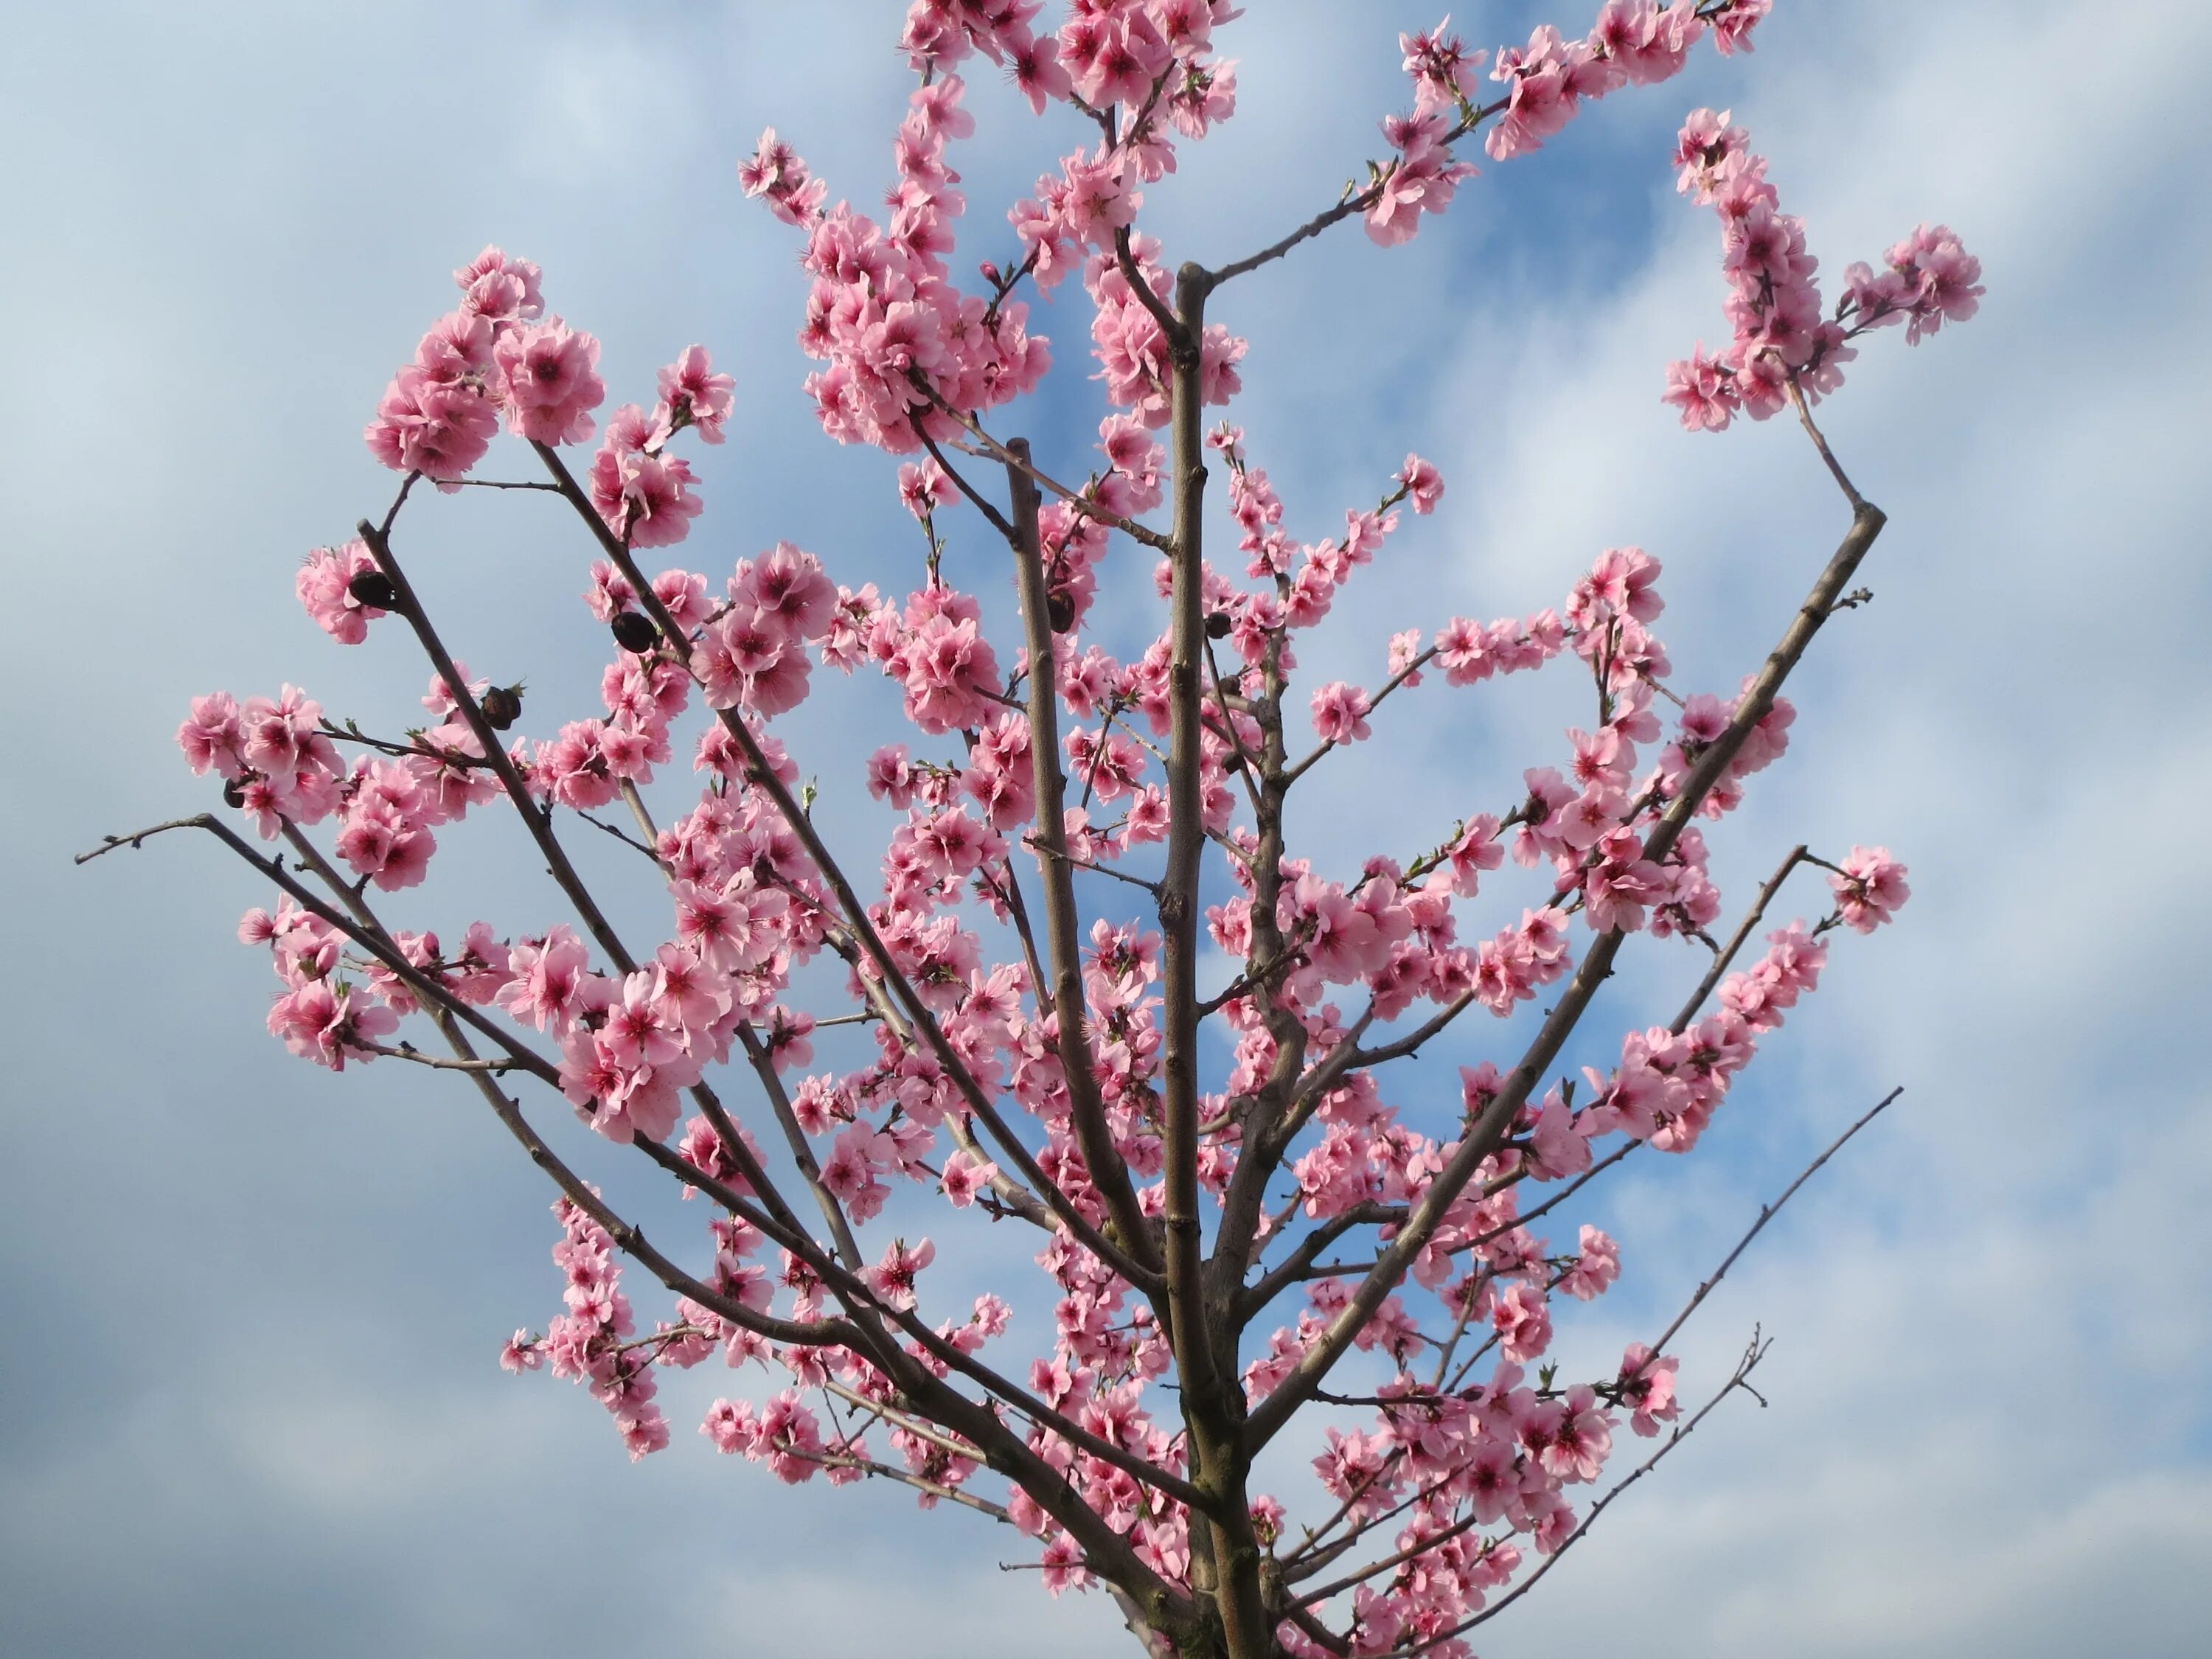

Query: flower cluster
left=1666, top=110, right=1982, bottom=430
left=504, top=1198, right=672, bottom=1461
left=743, top=75, right=1051, bottom=452
left=1366, top=0, right=1773, bottom=246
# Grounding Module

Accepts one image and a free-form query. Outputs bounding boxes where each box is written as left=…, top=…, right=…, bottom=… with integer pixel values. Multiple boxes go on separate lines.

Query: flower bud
left=611, top=611, right=658, bottom=653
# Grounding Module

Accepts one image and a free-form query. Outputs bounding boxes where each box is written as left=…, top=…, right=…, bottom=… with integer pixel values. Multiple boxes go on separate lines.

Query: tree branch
left=1244, top=500, right=1889, bottom=1453
left=527, top=438, right=1161, bottom=1293
left=1003, top=437, right=1161, bottom=1276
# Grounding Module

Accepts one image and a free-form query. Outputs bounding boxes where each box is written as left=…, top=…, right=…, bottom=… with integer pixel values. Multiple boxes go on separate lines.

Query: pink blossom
left=1367, top=111, right=1476, bottom=246
left=1663, top=344, right=1740, bottom=431
left=495, top=318, right=605, bottom=446
left=1618, top=1343, right=1681, bottom=1436
left=590, top=404, right=703, bottom=547
left=177, top=692, right=246, bottom=778
left=732, top=543, right=838, bottom=640
left=1711, top=0, right=1772, bottom=55
left=454, top=246, right=543, bottom=324
left=1396, top=453, right=1444, bottom=514
left=894, top=610, right=1002, bottom=735
left=1590, top=0, right=1703, bottom=86
left=1531, top=1384, right=1612, bottom=1483
left=1831, top=845, right=1910, bottom=933
left=941, top=1150, right=998, bottom=1208
left=1039, top=1532, right=1090, bottom=1594
left=738, top=128, right=826, bottom=226
left=863, top=1236, right=936, bottom=1311
left=266, top=980, right=397, bottom=1071
left=365, top=367, right=498, bottom=481
left=1400, top=18, right=1486, bottom=111
left=655, top=344, right=735, bottom=442
left=295, top=540, right=388, bottom=644
left=1559, top=1225, right=1620, bottom=1301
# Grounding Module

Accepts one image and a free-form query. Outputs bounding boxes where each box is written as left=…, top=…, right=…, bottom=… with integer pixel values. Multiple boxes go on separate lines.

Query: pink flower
left=498, top=1330, right=544, bottom=1373
left=177, top=692, right=246, bottom=778
left=1395, top=453, right=1444, bottom=514
left=295, top=540, right=388, bottom=644
left=1039, top=1533, right=1090, bottom=1595
left=1710, top=0, right=1772, bottom=55
left=693, top=606, right=810, bottom=717
left=894, top=610, right=1002, bottom=735
left=1877, top=223, right=1985, bottom=343
left=495, top=318, right=605, bottom=446
left=655, top=344, right=734, bottom=442
left=365, top=367, right=498, bottom=481
left=940, top=1150, right=998, bottom=1208
left=1532, top=1384, right=1613, bottom=1483
left=1830, top=844, right=1910, bottom=933
left=1401, top=18, right=1486, bottom=111
left=1008, top=33, right=1074, bottom=115
left=863, top=1237, right=936, bottom=1311
left=1310, top=681, right=1374, bottom=745
left=732, top=543, right=838, bottom=640
left=1491, top=1280, right=1552, bottom=1363
left=739, top=128, right=826, bottom=226
left=1663, top=344, right=1739, bottom=431
left=752, top=1389, right=826, bottom=1483
left=335, top=760, right=437, bottom=891
left=670, top=877, right=790, bottom=975
left=1618, top=1343, right=1680, bottom=1436
left=266, top=980, right=397, bottom=1071
left=1591, top=0, right=1704, bottom=86
left=535, top=720, right=621, bottom=810
left=454, top=246, right=543, bottom=324
left=702, top=1397, right=756, bottom=1455
left=1559, top=1225, right=1621, bottom=1300
left=496, top=926, right=594, bottom=1034
left=898, top=459, right=948, bottom=520
left=589, top=405, right=702, bottom=548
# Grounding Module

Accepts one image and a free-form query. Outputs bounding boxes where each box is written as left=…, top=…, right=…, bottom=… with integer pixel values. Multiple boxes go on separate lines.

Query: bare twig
left=1645, top=1086, right=1903, bottom=1363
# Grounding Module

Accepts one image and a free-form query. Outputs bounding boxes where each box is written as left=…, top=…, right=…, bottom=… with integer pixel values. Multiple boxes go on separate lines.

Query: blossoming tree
left=85, top=2, right=1980, bottom=1654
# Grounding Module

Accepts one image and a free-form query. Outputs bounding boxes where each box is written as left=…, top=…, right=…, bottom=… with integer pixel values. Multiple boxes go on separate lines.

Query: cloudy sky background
left=4, top=1, right=2208, bottom=1654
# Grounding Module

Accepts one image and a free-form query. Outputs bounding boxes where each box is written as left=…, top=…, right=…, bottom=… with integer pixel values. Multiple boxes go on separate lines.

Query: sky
left=4, top=1, right=2209, bottom=1655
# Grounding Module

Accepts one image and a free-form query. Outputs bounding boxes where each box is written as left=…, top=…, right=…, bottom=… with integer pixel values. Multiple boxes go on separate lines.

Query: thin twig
left=358, top=1043, right=517, bottom=1074
left=1646, top=1086, right=1903, bottom=1362
left=1788, top=378, right=1866, bottom=509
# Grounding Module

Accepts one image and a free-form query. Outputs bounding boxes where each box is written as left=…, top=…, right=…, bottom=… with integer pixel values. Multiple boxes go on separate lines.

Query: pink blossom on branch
left=1666, top=109, right=1981, bottom=431
left=495, top=317, right=605, bottom=446
left=115, top=7, right=1979, bottom=1655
